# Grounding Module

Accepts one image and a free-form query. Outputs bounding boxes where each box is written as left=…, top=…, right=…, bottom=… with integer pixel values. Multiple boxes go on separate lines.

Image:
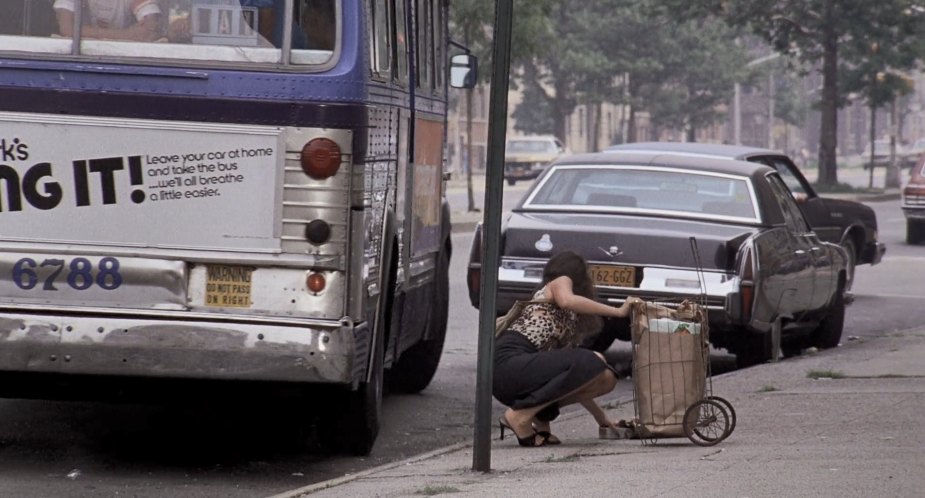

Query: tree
left=651, top=0, right=925, bottom=187
left=450, top=0, right=554, bottom=210
left=470, top=0, right=751, bottom=155
left=643, top=18, right=750, bottom=141
left=511, top=81, right=555, bottom=136
left=839, top=3, right=924, bottom=187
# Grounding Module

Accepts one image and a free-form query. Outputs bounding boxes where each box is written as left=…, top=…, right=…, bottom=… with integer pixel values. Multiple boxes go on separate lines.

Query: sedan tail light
left=739, top=247, right=755, bottom=322
left=467, top=226, right=484, bottom=307
left=467, top=264, right=482, bottom=307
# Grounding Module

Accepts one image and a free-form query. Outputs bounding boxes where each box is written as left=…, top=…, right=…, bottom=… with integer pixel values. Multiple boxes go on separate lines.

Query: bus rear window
left=0, top=0, right=337, bottom=66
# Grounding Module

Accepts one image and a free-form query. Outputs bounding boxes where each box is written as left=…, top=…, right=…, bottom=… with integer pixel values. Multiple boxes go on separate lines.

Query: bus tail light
left=300, top=138, right=341, bottom=179
left=306, top=272, right=326, bottom=293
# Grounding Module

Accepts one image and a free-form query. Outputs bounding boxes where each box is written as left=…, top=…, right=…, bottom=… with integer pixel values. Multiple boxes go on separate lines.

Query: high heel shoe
left=498, top=416, right=548, bottom=447
left=531, top=422, right=562, bottom=445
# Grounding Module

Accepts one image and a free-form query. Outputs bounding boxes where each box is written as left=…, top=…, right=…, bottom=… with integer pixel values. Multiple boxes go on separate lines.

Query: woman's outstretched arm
left=544, top=276, right=641, bottom=318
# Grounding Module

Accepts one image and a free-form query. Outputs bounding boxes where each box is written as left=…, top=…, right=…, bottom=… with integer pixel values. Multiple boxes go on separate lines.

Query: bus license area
left=0, top=253, right=188, bottom=309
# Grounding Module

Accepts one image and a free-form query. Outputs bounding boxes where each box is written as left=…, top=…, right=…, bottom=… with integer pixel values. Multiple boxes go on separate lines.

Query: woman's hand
left=612, top=296, right=644, bottom=317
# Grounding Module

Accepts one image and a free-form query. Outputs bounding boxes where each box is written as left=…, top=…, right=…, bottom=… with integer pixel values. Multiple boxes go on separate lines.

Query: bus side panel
left=410, top=117, right=444, bottom=258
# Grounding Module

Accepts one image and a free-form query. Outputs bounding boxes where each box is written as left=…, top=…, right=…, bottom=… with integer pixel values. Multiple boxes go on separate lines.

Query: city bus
left=0, top=0, right=475, bottom=455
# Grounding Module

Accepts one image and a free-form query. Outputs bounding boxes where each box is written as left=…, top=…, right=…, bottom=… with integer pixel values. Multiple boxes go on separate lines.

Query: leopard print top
left=507, top=287, right=580, bottom=351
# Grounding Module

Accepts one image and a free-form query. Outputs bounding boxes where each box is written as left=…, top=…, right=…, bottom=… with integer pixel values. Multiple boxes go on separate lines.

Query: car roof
left=526, top=151, right=784, bottom=226
left=508, top=135, right=558, bottom=141
left=553, top=150, right=775, bottom=181
left=606, top=141, right=781, bottom=160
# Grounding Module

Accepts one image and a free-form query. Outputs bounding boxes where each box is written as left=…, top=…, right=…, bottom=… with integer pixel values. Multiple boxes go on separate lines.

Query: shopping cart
left=627, top=238, right=735, bottom=446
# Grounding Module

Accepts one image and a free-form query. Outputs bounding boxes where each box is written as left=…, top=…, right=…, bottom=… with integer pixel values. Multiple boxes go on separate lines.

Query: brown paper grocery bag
left=631, top=301, right=707, bottom=438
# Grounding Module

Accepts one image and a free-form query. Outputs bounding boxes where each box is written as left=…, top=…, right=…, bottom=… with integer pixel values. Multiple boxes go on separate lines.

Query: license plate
left=589, top=264, right=636, bottom=287
left=205, top=264, right=253, bottom=308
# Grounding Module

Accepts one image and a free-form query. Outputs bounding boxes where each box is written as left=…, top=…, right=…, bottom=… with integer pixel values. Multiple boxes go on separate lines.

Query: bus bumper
left=0, top=311, right=359, bottom=384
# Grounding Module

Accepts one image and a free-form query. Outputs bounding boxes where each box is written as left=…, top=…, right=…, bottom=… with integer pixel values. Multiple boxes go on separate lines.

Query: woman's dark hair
left=542, top=250, right=596, bottom=301
left=542, top=250, right=602, bottom=338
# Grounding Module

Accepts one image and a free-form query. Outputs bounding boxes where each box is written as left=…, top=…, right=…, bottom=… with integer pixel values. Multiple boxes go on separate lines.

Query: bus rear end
left=1, top=0, right=468, bottom=455
left=0, top=116, right=359, bottom=385
left=0, top=0, right=400, bottom=452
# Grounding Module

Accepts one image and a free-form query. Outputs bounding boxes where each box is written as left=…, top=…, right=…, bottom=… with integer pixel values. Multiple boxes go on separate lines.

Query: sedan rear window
left=524, top=165, right=759, bottom=222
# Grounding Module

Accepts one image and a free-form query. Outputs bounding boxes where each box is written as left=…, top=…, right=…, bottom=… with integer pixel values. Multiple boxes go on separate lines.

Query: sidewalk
left=274, top=328, right=925, bottom=498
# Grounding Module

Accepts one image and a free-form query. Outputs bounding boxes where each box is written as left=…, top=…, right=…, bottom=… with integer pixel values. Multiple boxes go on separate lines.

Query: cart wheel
left=705, top=395, right=736, bottom=438
left=683, top=399, right=730, bottom=446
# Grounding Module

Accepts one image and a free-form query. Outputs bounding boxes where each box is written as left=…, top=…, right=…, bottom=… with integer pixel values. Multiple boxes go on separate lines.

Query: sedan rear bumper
left=863, top=241, right=887, bottom=266
left=902, top=207, right=925, bottom=220
left=493, top=261, right=738, bottom=319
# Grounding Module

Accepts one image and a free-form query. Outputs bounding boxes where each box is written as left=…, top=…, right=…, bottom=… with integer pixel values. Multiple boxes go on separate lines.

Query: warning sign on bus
left=205, top=264, right=253, bottom=308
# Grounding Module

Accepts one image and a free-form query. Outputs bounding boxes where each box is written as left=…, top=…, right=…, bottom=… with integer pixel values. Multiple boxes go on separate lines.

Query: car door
left=750, top=155, right=841, bottom=244
left=765, top=174, right=822, bottom=316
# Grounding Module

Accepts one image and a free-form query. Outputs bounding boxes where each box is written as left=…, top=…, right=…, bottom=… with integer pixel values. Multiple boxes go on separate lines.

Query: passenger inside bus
left=162, top=0, right=333, bottom=50
left=45, top=0, right=334, bottom=54
left=53, top=0, right=165, bottom=42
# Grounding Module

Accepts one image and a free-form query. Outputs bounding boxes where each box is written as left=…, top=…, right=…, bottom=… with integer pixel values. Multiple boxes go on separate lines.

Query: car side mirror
left=450, top=54, right=478, bottom=89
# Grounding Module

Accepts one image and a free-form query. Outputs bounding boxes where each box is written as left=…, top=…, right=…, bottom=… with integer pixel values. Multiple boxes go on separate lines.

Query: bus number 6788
left=11, top=257, right=123, bottom=291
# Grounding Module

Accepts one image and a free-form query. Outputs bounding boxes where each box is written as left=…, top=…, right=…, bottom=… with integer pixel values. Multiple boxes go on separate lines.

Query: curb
left=271, top=392, right=640, bottom=497
left=266, top=442, right=471, bottom=498
left=451, top=221, right=479, bottom=234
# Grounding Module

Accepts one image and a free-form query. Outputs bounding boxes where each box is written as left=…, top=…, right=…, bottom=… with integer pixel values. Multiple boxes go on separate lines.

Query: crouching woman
left=493, top=250, right=641, bottom=447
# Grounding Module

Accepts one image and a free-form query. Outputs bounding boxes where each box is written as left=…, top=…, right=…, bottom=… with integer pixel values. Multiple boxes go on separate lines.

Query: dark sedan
left=467, top=152, right=848, bottom=366
left=607, top=142, right=885, bottom=292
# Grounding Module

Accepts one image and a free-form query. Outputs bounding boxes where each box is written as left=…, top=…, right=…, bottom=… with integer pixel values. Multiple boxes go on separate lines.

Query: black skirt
left=493, top=331, right=613, bottom=411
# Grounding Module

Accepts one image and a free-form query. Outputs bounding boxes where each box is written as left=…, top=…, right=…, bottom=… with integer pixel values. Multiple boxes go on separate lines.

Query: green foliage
left=650, top=0, right=925, bottom=186
left=512, top=81, right=555, bottom=135
left=507, top=0, right=751, bottom=142
left=807, top=369, right=846, bottom=379
left=416, top=485, right=461, bottom=496
left=449, top=0, right=555, bottom=84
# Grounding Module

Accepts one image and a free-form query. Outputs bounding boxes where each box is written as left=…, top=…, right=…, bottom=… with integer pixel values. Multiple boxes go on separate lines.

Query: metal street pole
left=472, top=0, right=513, bottom=473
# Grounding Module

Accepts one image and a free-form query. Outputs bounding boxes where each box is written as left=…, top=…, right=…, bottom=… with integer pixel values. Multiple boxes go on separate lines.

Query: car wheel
left=839, top=238, right=856, bottom=292
left=320, top=247, right=394, bottom=456
left=907, top=220, right=925, bottom=245
left=388, top=245, right=450, bottom=393
left=735, top=332, right=772, bottom=368
left=812, top=283, right=845, bottom=350
left=506, top=178, right=516, bottom=186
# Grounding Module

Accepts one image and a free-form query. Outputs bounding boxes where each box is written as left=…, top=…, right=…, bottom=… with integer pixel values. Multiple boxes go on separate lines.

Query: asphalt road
left=0, top=196, right=920, bottom=498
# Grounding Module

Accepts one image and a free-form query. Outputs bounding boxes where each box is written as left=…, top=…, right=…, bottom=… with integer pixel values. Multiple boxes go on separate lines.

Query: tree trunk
left=886, top=98, right=901, bottom=188
left=817, top=0, right=839, bottom=186
left=551, top=79, right=569, bottom=145
left=868, top=102, right=877, bottom=189
left=627, top=107, right=637, bottom=143
left=466, top=86, right=477, bottom=212
left=591, top=102, right=602, bottom=152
